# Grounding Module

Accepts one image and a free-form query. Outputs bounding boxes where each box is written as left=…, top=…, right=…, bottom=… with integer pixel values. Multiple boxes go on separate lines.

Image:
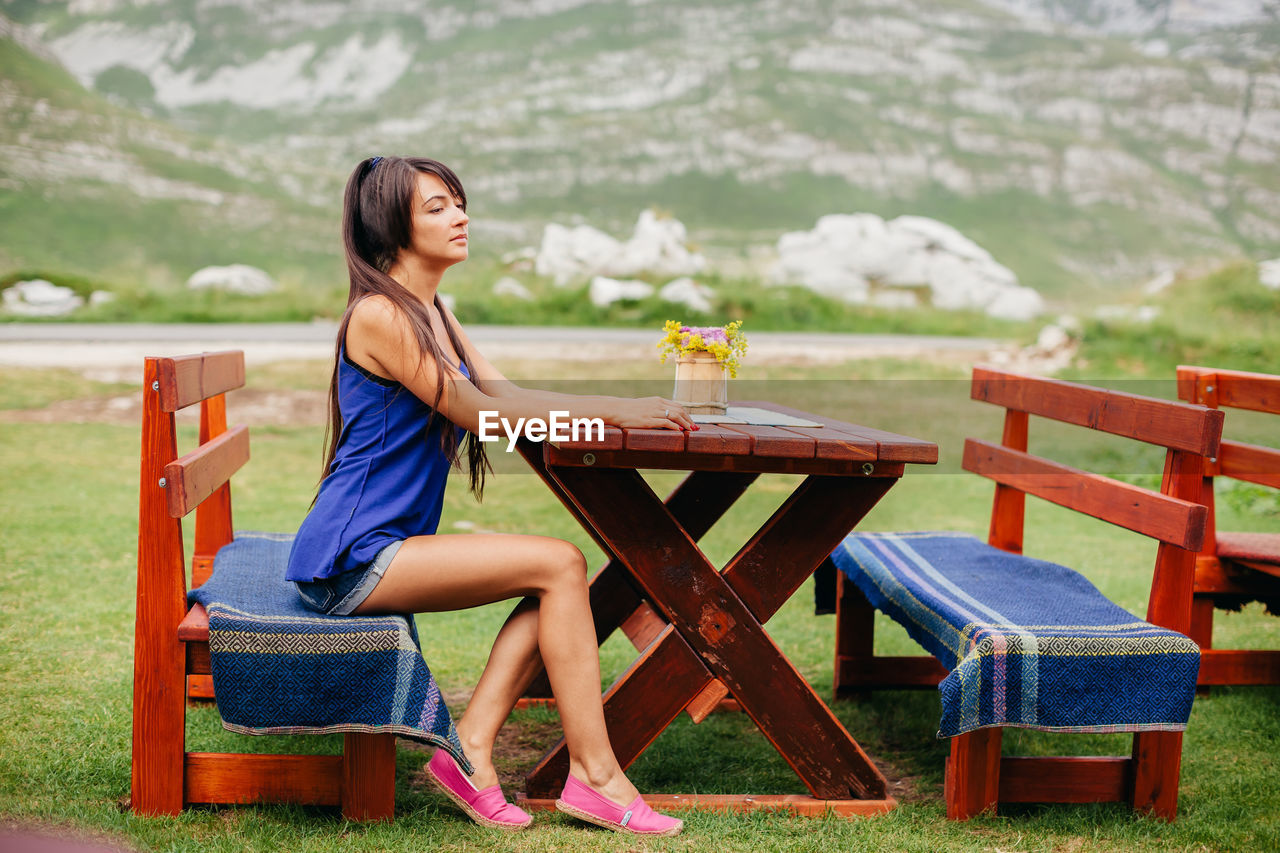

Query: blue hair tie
left=369, top=156, right=382, bottom=170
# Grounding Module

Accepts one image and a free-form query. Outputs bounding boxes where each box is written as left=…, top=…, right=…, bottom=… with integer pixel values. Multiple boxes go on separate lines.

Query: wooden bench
left=130, top=350, right=396, bottom=819
left=1177, top=365, right=1280, bottom=686
left=831, top=366, right=1223, bottom=820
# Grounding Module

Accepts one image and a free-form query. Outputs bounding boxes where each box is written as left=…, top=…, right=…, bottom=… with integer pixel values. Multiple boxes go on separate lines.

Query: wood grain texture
left=184, top=753, right=342, bottom=805
left=176, top=603, right=208, bottom=642
left=945, top=728, right=1002, bottom=820
left=834, top=657, right=948, bottom=690
left=724, top=475, right=895, bottom=621
left=341, top=733, right=396, bottom=821
left=540, top=447, right=904, bottom=477
left=1177, top=365, right=1280, bottom=689
left=1144, top=450, right=1203, bottom=634
left=624, top=427, right=688, bottom=452
left=156, top=350, right=245, bottom=412
left=133, top=350, right=394, bottom=820
left=963, top=439, right=1207, bottom=550
left=684, top=680, right=732, bottom=724
left=998, top=757, right=1130, bottom=803
left=1179, top=364, right=1280, bottom=414
left=1198, top=649, right=1280, bottom=684
left=972, top=365, right=1222, bottom=455
left=552, top=424, right=625, bottom=451
left=741, top=400, right=937, bottom=463
left=1218, top=441, right=1280, bottom=489
left=1131, top=731, right=1182, bottom=820
left=131, top=358, right=189, bottom=816
left=163, top=425, right=249, bottom=519
left=543, top=465, right=888, bottom=800
left=519, top=470, right=755, bottom=701
left=719, top=424, right=816, bottom=458
left=193, top=395, right=233, bottom=588
left=988, top=409, right=1029, bottom=554
left=683, top=423, right=753, bottom=455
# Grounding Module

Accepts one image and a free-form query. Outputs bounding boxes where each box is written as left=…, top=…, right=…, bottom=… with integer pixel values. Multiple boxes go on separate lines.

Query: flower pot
left=672, top=351, right=728, bottom=414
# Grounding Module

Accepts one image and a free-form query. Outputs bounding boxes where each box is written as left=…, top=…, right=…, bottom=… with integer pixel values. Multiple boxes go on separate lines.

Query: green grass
left=1070, top=261, right=1280, bottom=378
left=3, top=355, right=1280, bottom=850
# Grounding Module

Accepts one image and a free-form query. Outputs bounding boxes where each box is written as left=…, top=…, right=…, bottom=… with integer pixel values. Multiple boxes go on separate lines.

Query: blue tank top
left=286, top=346, right=467, bottom=582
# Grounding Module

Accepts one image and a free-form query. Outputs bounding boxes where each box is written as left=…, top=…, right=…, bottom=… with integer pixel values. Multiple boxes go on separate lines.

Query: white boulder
left=658, top=277, right=715, bottom=313
left=535, top=224, right=623, bottom=285
left=535, top=210, right=705, bottom=285
left=2, top=279, right=84, bottom=316
left=492, top=276, right=534, bottom=300
left=1260, top=258, right=1280, bottom=291
left=589, top=276, right=653, bottom=308
left=186, top=264, right=278, bottom=295
left=771, top=213, right=1042, bottom=319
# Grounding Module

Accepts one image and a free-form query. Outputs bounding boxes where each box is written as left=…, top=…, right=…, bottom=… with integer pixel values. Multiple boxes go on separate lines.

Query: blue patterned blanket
left=830, top=531, right=1200, bottom=737
left=188, top=531, right=470, bottom=772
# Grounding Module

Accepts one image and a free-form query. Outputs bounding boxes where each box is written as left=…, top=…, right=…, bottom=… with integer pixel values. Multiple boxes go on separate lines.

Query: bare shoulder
left=345, top=295, right=415, bottom=377
left=349, top=293, right=402, bottom=330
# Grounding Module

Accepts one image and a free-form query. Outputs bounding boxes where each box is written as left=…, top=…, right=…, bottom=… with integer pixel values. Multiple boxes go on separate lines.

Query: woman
left=286, top=155, right=692, bottom=835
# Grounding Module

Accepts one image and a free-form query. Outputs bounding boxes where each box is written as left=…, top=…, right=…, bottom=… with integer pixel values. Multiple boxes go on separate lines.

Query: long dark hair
left=322, top=155, right=490, bottom=498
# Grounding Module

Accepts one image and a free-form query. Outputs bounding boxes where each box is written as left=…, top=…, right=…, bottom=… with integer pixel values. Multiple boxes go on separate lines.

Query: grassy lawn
left=1, top=356, right=1278, bottom=852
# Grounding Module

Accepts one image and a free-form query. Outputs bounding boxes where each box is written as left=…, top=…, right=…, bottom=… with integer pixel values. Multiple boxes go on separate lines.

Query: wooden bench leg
left=834, top=571, right=875, bottom=696
left=945, top=728, right=1001, bottom=820
left=341, top=733, right=396, bottom=822
left=1189, top=597, right=1214, bottom=650
left=1131, top=731, right=1182, bottom=821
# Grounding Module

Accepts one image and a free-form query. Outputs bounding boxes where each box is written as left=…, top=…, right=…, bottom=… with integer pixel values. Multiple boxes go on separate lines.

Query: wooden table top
left=540, top=400, right=938, bottom=474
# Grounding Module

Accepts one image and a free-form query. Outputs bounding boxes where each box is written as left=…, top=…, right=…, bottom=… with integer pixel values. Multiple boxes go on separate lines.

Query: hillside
left=1, top=0, right=1278, bottom=299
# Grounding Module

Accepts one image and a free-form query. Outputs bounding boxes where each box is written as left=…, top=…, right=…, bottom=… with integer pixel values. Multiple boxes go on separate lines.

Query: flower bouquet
left=657, top=320, right=748, bottom=413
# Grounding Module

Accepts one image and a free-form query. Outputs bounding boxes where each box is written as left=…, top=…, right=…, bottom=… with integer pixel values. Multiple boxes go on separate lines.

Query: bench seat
left=187, top=531, right=471, bottom=758
left=832, top=531, right=1200, bottom=737
left=1215, top=532, right=1280, bottom=579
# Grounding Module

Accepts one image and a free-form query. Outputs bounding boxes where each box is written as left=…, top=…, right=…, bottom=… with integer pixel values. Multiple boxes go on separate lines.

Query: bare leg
left=352, top=533, right=641, bottom=805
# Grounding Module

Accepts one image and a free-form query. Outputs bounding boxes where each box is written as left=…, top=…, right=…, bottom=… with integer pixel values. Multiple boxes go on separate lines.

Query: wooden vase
left=672, top=351, right=728, bottom=414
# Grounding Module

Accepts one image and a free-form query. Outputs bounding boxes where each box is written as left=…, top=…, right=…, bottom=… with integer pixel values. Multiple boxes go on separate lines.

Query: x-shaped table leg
left=516, top=458, right=759, bottom=700
left=524, top=465, right=897, bottom=800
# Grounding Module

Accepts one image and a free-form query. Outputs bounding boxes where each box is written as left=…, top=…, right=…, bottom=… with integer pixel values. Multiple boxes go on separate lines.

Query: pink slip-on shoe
left=555, top=775, right=683, bottom=836
left=425, top=749, right=532, bottom=830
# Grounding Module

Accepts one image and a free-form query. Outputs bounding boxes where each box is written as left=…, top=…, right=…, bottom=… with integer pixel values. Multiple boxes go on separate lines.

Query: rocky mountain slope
left=1, top=0, right=1277, bottom=298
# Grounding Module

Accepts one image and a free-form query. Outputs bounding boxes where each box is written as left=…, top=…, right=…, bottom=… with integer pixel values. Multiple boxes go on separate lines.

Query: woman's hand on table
left=611, top=397, right=697, bottom=431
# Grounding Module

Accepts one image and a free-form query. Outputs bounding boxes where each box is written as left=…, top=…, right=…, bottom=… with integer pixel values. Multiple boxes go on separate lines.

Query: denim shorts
left=295, top=540, right=403, bottom=616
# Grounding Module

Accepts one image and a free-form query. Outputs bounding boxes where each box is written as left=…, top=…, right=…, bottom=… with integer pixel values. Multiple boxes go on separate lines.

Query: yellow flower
left=656, top=320, right=748, bottom=377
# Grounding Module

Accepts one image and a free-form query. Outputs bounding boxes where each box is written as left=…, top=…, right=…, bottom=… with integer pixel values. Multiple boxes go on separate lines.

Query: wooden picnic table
left=514, top=401, right=938, bottom=816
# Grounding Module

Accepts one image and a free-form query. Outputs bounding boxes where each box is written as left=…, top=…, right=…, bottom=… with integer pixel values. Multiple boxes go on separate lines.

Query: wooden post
left=341, top=733, right=396, bottom=821
left=131, top=359, right=189, bottom=815
left=945, top=728, right=1002, bottom=819
left=988, top=409, right=1028, bottom=553
left=833, top=572, right=876, bottom=696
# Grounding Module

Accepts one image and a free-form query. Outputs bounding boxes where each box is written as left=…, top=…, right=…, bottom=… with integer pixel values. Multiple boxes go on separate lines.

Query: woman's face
left=403, top=171, right=469, bottom=270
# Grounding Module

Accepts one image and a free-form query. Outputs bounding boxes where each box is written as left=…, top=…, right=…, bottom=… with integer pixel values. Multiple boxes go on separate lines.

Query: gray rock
left=535, top=211, right=705, bottom=285
left=186, top=264, right=278, bottom=295
left=1260, top=258, right=1280, bottom=290
left=771, top=213, right=1043, bottom=319
left=2, top=279, right=84, bottom=316
left=492, top=276, right=534, bottom=300
left=658, top=277, right=715, bottom=313
left=588, top=276, right=654, bottom=308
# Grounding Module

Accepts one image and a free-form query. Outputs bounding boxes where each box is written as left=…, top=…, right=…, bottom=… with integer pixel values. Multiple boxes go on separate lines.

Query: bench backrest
left=965, top=366, right=1224, bottom=635
left=1175, top=365, right=1280, bottom=552
left=138, top=350, right=247, bottom=627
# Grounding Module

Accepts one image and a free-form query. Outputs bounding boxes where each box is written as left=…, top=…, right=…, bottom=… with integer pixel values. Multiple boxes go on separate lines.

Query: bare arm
left=351, top=297, right=695, bottom=434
